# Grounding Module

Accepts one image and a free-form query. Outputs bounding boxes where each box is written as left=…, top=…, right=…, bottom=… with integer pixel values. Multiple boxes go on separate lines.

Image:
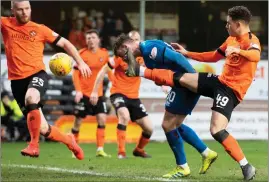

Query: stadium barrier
left=55, top=115, right=142, bottom=143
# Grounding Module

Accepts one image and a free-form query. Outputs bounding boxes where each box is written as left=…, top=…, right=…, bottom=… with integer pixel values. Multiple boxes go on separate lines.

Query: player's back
left=77, top=48, right=109, bottom=97
left=1, top=16, right=59, bottom=80
left=139, top=40, right=196, bottom=73
left=109, top=57, right=142, bottom=99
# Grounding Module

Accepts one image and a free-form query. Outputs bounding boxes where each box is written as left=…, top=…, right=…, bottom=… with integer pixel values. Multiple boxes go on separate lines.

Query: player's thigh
left=11, top=79, right=29, bottom=116
left=27, top=70, right=49, bottom=103
left=197, top=72, right=219, bottom=98
left=165, top=87, right=199, bottom=115
left=128, top=99, right=148, bottom=122
left=180, top=72, right=199, bottom=93
left=211, top=82, right=240, bottom=122
left=110, top=94, right=130, bottom=124
left=135, top=116, right=153, bottom=134
left=74, top=96, right=88, bottom=119
left=94, top=97, right=108, bottom=115
left=93, top=97, right=107, bottom=125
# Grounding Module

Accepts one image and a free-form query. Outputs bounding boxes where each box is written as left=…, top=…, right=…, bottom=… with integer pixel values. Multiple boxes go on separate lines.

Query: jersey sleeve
left=41, top=25, right=60, bottom=44
left=248, top=37, right=261, bottom=51
left=217, top=38, right=229, bottom=57
left=140, top=40, right=167, bottom=63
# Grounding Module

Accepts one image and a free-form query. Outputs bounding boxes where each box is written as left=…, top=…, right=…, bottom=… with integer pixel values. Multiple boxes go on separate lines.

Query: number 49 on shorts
left=216, top=94, right=229, bottom=108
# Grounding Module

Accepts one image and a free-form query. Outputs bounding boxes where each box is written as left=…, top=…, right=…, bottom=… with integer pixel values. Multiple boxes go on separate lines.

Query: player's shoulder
left=99, top=48, right=109, bottom=55
left=78, top=48, right=88, bottom=54
left=225, top=36, right=235, bottom=43
left=249, top=33, right=260, bottom=42
left=1, top=16, right=15, bottom=25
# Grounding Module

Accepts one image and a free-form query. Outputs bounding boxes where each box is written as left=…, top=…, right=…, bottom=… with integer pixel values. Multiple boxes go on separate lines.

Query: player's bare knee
left=118, top=113, right=130, bottom=125
left=74, top=118, right=83, bottom=129
left=25, top=88, right=41, bottom=105
left=97, top=114, right=106, bottom=126
left=25, top=96, right=36, bottom=105
left=211, top=129, right=229, bottom=143
left=162, top=121, right=173, bottom=133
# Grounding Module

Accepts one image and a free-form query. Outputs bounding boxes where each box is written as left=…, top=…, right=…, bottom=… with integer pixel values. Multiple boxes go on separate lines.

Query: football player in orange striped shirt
left=131, top=6, right=259, bottom=180
left=1, top=1, right=91, bottom=159
left=71, top=29, right=112, bottom=158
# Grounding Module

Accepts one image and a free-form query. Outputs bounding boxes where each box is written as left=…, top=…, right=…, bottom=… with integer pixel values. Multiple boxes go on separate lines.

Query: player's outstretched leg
left=43, top=124, right=84, bottom=160
left=162, top=112, right=190, bottom=178
left=178, top=124, right=218, bottom=174
left=133, top=116, right=153, bottom=158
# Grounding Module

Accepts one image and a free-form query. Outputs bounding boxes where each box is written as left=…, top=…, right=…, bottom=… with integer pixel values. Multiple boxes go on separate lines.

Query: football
left=49, top=53, right=72, bottom=76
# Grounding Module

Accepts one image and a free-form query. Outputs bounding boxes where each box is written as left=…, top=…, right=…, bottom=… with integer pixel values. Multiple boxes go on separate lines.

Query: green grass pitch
left=1, top=141, right=268, bottom=181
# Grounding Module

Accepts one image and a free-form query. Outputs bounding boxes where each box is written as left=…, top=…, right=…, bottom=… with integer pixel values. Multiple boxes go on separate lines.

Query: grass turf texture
left=1, top=141, right=268, bottom=181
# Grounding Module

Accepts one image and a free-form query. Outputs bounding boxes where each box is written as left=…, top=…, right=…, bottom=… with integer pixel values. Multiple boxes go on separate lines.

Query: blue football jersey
left=139, top=40, right=196, bottom=73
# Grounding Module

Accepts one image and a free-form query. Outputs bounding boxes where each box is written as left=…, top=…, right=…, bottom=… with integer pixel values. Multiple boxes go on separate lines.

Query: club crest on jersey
left=29, top=30, right=37, bottom=37
left=149, top=47, right=157, bottom=60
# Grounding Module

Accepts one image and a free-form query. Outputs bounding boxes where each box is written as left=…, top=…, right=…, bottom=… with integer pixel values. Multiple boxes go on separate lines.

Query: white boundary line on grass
left=2, top=164, right=189, bottom=182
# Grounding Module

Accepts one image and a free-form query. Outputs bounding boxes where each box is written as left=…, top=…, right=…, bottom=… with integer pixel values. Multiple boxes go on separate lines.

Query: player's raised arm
left=171, top=43, right=224, bottom=62
left=90, top=64, right=111, bottom=106
left=56, top=37, right=92, bottom=78
left=72, top=66, right=83, bottom=103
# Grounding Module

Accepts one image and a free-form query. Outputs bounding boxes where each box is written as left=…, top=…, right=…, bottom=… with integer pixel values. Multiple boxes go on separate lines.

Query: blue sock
left=165, top=128, right=186, bottom=165
left=178, top=124, right=207, bottom=153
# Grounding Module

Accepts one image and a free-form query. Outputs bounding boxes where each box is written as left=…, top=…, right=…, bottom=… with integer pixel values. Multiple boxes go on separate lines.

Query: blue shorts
left=165, top=87, right=200, bottom=115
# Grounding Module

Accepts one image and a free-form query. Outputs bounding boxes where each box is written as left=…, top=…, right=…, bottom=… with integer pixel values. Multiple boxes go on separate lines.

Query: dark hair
left=228, top=6, right=252, bottom=24
left=85, top=29, right=99, bottom=37
left=113, top=34, right=133, bottom=56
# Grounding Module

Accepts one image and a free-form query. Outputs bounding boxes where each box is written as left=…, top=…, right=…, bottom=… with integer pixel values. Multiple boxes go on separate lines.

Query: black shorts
left=110, top=93, right=148, bottom=122
left=11, top=70, right=49, bottom=115
left=74, top=96, right=107, bottom=118
left=197, top=73, right=240, bottom=121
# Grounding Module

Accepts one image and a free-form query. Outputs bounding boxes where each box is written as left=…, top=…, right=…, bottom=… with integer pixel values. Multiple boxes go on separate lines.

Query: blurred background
left=1, top=1, right=268, bottom=143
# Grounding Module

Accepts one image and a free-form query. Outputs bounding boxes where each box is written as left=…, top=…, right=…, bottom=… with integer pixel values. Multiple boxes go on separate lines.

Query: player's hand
left=225, top=46, right=240, bottom=57
left=90, top=92, right=98, bottom=106
left=77, top=61, right=92, bottom=78
left=170, top=43, right=188, bottom=55
left=75, top=91, right=83, bottom=103
left=161, top=85, right=170, bottom=95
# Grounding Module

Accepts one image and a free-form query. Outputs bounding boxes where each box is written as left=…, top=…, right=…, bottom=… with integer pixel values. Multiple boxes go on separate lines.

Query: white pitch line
left=2, top=164, right=188, bottom=182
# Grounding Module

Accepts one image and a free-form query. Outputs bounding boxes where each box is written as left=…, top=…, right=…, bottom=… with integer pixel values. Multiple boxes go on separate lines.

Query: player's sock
left=44, top=125, right=71, bottom=146
left=96, top=125, right=105, bottom=150
left=178, top=124, right=208, bottom=156
left=136, top=131, right=151, bottom=150
left=117, top=124, right=126, bottom=154
left=212, top=129, right=247, bottom=166
left=143, top=68, right=175, bottom=87
left=71, top=128, right=79, bottom=143
left=165, top=128, right=188, bottom=168
left=27, top=108, right=41, bottom=144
